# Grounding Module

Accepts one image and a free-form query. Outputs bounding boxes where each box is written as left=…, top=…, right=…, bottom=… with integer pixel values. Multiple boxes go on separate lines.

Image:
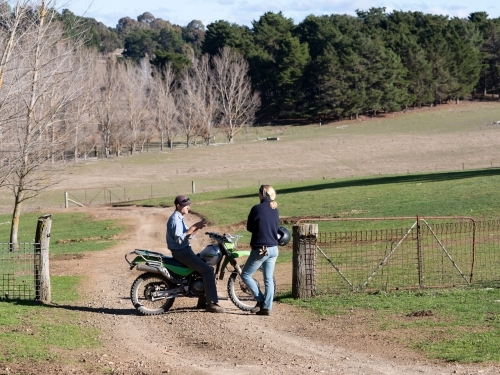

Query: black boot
left=250, top=301, right=264, bottom=314
left=196, top=296, right=207, bottom=309
left=206, top=303, right=225, bottom=313
left=256, top=308, right=271, bottom=316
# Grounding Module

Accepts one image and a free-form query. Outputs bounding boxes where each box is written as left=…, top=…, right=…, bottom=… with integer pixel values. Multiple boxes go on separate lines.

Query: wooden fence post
left=35, top=214, right=52, bottom=303
left=292, top=223, right=318, bottom=299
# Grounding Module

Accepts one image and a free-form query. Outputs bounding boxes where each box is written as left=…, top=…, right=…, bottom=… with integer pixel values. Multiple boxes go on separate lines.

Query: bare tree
left=64, top=54, right=98, bottom=163
left=176, top=55, right=224, bottom=148
left=93, top=55, right=124, bottom=158
left=212, top=47, right=260, bottom=142
left=122, top=59, right=153, bottom=154
left=137, top=118, right=155, bottom=153
left=0, top=0, right=30, bottom=88
left=151, top=64, right=178, bottom=150
left=176, top=66, right=204, bottom=147
left=0, top=0, right=32, bottom=187
left=193, top=55, right=220, bottom=145
left=2, top=0, right=95, bottom=246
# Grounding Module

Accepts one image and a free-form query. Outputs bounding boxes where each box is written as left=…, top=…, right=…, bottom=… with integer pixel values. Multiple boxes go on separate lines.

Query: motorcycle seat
left=161, top=256, right=187, bottom=268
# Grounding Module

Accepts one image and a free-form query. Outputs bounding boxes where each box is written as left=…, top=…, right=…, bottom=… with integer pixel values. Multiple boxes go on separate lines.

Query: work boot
left=206, top=303, right=225, bottom=313
left=250, top=301, right=264, bottom=314
left=196, top=297, right=207, bottom=309
left=195, top=301, right=207, bottom=309
left=256, top=308, right=271, bottom=316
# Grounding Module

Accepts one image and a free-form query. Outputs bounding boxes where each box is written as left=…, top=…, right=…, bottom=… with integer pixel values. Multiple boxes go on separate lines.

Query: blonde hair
left=260, top=185, right=278, bottom=209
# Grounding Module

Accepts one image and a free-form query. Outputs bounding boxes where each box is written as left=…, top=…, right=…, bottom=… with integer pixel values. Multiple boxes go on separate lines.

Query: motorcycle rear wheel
left=227, top=269, right=276, bottom=311
left=130, top=272, right=176, bottom=315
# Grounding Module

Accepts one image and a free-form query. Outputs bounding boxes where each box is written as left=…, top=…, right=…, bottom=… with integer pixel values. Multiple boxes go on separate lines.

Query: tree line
left=47, top=7, right=500, bottom=120
left=103, top=8, right=500, bottom=120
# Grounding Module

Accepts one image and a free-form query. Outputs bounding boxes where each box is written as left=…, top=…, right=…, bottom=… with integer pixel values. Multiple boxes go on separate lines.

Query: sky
left=67, top=0, right=500, bottom=29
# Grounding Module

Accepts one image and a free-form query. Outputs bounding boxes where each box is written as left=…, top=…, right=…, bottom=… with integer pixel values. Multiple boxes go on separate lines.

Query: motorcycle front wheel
left=227, top=269, right=276, bottom=311
left=130, top=272, right=176, bottom=315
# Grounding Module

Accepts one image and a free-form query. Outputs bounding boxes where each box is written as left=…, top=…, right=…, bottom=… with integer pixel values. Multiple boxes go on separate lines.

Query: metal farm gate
left=292, top=217, right=500, bottom=296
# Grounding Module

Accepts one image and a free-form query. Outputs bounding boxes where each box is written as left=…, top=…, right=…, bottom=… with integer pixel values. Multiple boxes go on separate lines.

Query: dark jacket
left=246, top=197, right=279, bottom=248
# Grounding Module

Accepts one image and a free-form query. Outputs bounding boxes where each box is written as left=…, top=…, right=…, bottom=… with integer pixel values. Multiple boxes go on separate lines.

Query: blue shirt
left=166, top=211, right=193, bottom=250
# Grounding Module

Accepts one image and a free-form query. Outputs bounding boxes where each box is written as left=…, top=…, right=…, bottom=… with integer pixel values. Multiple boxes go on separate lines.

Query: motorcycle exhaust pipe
left=136, top=264, right=178, bottom=282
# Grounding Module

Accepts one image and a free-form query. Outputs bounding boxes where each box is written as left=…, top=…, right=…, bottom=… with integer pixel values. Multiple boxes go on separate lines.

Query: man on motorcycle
left=166, top=195, right=225, bottom=313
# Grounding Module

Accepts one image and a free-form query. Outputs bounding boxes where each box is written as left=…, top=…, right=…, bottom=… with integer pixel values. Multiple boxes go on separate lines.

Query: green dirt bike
left=125, top=231, right=276, bottom=315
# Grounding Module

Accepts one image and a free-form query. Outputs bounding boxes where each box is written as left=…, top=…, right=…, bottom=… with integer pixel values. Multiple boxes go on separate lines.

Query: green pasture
left=0, top=275, right=99, bottom=364
left=0, top=214, right=115, bottom=365
left=0, top=212, right=123, bottom=255
left=127, top=167, right=500, bottom=233
left=278, top=284, right=500, bottom=363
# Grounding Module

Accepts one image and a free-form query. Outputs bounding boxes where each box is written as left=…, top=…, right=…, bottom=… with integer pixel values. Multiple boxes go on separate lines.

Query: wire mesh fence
left=0, top=242, right=37, bottom=300
left=314, top=218, right=500, bottom=293
left=473, top=219, right=500, bottom=283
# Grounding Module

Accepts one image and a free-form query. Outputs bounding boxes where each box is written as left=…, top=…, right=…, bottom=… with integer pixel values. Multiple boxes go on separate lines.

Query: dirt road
left=38, top=205, right=499, bottom=375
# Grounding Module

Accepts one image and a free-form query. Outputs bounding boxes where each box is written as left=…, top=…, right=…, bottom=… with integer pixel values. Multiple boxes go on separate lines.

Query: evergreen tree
left=202, top=20, right=253, bottom=56
left=297, top=15, right=349, bottom=118
left=386, top=11, right=434, bottom=107
left=122, top=28, right=158, bottom=60
left=182, top=20, right=205, bottom=57
left=59, top=9, right=122, bottom=53
left=446, top=17, right=482, bottom=100
left=250, top=12, right=309, bottom=117
left=470, top=13, right=500, bottom=96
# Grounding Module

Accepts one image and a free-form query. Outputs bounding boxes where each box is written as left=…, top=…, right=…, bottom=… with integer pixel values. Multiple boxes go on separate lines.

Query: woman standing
left=241, top=185, right=279, bottom=316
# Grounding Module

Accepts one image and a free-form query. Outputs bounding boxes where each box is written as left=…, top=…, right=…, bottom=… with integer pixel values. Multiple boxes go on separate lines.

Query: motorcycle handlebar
left=205, top=231, right=243, bottom=244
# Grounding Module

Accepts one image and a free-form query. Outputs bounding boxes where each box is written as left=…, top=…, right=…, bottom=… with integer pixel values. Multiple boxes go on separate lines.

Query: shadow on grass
left=0, top=298, right=137, bottom=315
left=228, top=168, right=500, bottom=199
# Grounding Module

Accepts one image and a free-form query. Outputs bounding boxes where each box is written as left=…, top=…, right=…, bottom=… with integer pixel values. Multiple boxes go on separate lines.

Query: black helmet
left=277, top=226, right=291, bottom=246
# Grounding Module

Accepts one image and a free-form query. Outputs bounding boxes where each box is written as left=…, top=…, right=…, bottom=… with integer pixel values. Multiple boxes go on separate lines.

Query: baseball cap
left=174, top=195, right=191, bottom=207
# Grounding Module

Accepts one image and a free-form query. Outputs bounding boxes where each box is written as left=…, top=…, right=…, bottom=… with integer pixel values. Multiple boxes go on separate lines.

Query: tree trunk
left=10, top=187, right=25, bottom=250
left=73, top=125, right=79, bottom=163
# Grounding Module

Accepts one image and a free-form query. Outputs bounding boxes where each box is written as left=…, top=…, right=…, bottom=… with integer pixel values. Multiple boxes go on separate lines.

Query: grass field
left=278, top=285, right=500, bottom=363
left=1, top=101, right=499, bottom=212
left=0, top=216, right=114, bottom=366
left=119, top=168, right=500, bottom=233
left=0, top=276, right=99, bottom=363
left=0, top=212, right=122, bottom=254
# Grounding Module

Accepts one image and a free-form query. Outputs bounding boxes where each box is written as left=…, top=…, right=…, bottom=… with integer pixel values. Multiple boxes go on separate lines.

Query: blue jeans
left=241, top=246, right=278, bottom=310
